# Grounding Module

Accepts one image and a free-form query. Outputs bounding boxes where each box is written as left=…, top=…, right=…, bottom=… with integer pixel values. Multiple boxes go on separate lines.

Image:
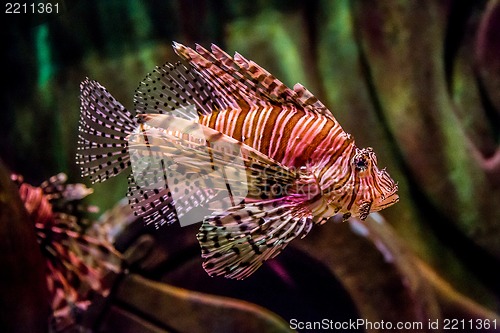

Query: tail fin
left=77, top=79, right=137, bottom=183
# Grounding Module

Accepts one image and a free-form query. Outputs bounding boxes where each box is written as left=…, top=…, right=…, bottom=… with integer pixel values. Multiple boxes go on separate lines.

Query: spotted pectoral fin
left=127, top=169, right=221, bottom=229
left=126, top=171, right=179, bottom=229
left=197, top=198, right=313, bottom=279
left=128, top=117, right=248, bottom=226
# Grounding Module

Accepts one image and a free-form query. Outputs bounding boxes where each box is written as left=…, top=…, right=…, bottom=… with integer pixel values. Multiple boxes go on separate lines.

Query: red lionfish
left=77, top=42, right=399, bottom=280
left=12, top=173, right=123, bottom=331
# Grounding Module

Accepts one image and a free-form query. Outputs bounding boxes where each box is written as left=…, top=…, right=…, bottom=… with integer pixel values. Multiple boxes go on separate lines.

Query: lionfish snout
left=374, top=168, right=399, bottom=209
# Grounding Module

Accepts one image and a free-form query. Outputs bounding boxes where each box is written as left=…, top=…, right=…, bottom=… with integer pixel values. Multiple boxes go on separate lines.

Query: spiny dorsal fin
left=194, top=44, right=271, bottom=108
left=172, top=42, right=238, bottom=110
left=134, top=61, right=218, bottom=117
left=173, top=42, right=335, bottom=118
left=293, top=83, right=330, bottom=115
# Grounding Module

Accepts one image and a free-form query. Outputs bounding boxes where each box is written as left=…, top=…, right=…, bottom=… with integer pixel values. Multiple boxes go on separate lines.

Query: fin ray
left=173, top=42, right=335, bottom=118
left=198, top=199, right=313, bottom=279
left=77, top=79, right=136, bottom=183
left=134, top=62, right=218, bottom=117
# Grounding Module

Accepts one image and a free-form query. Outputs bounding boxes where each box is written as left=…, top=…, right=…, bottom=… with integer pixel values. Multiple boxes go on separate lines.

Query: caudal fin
left=77, top=79, right=137, bottom=183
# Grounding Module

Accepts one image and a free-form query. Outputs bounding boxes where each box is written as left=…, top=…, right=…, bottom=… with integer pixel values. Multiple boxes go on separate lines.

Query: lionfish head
left=350, top=147, right=399, bottom=220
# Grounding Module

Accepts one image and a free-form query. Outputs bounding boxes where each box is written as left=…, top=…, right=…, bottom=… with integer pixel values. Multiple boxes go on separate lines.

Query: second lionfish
left=77, top=42, right=399, bottom=279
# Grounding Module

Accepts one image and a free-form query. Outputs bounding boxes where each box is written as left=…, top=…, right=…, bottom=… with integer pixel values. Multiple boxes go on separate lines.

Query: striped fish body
left=197, top=106, right=354, bottom=222
left=198, top=106, right=344, bottom=168
left=198, top=105, right=397, bottom=222
left=77, top=42, right=398, bottom=279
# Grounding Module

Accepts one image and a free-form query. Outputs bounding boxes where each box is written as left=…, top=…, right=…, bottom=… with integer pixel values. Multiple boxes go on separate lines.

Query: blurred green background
left=3, top=0, right=499, bottom=322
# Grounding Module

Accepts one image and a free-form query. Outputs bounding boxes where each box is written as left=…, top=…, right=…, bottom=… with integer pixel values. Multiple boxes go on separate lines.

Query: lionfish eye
left=354, top=157, right=367, bottom=171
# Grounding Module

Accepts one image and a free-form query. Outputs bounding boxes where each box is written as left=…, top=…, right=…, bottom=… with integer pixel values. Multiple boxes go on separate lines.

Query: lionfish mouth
left=377, top=190, right=399, bottom=209
left=375, top=168, right=399, bottom=209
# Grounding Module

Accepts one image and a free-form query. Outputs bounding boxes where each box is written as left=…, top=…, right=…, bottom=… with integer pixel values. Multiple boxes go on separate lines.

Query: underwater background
left=2, top=0, right=500, bottom=332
